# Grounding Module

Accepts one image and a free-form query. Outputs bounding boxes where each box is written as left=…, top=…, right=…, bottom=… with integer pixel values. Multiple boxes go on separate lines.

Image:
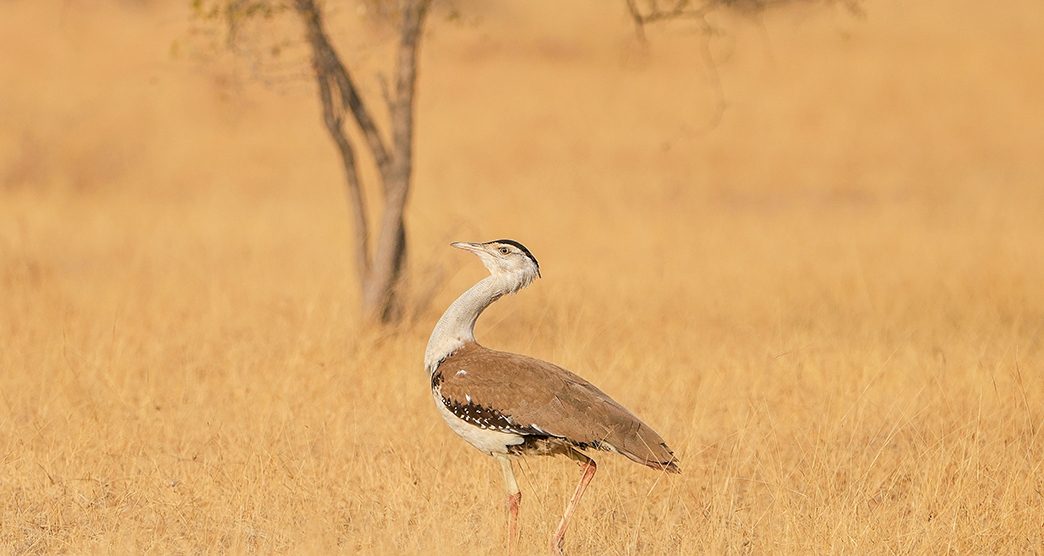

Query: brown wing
left=434, top=343, right=679, bottom=472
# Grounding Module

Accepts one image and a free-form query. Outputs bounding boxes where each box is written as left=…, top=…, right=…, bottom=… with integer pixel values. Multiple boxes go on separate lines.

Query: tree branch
left=624, top=0, right=649, bottom=42
left=316, top=73, right=371, bottom=284
left=361, top=0, right=431, bottom=322
left=295, top=0, right=392, bottom=181
left=625, top=0, right=719, bottom=38
left=388, top=0, right=430, bottom=190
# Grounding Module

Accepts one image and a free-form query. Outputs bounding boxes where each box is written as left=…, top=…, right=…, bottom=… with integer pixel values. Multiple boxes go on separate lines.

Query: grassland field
left=1, top=0, right=1042, bottom=553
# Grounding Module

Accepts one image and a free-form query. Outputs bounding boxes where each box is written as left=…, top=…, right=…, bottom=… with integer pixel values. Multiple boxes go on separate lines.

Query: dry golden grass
left=2, top=0, right=1043, bottom=553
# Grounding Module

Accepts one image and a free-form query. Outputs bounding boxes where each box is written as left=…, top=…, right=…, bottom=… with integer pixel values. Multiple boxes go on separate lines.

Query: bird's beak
left=450, top=241, right=484, bottom=253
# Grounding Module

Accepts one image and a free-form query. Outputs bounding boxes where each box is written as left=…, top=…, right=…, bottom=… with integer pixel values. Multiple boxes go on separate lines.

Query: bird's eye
left=498, top=247, right=510, bottom=255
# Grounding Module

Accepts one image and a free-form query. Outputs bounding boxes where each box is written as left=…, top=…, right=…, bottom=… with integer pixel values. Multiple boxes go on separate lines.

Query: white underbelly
left=433, top=394, right=524, bottom=455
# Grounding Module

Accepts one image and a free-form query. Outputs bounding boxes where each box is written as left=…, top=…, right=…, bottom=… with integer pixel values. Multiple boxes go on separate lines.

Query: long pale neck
left=425, top=274, right=512, bottom=372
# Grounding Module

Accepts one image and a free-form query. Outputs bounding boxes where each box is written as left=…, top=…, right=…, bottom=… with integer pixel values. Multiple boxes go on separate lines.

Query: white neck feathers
left=425, top=270, right=534, bottom=372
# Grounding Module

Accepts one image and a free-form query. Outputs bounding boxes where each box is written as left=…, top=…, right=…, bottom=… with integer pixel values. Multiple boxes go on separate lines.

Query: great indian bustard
left=425, top=239, right=679, bottom=555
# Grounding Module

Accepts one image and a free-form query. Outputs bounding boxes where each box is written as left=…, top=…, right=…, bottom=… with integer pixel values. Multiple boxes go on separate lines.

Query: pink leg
left=507, top=491, right=522, bottom=556
left=549, top=452, right=597, bottom=555
left=498, top=455, right=522, bottom=556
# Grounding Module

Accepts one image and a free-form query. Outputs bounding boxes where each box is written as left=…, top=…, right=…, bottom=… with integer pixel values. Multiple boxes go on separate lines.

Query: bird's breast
left=431, top=387, right=525, bottom=455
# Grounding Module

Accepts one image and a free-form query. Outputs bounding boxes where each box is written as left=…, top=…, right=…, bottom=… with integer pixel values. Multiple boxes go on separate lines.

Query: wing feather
left=434, top=344, right=679, bottom=471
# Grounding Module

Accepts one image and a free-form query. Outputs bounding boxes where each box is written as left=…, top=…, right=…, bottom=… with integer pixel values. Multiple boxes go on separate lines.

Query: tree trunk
left=296, top=0, right=430, bottom=325
left=360, top=0, right=430, bottom=323
left=316, top=74, right=370, bottom=287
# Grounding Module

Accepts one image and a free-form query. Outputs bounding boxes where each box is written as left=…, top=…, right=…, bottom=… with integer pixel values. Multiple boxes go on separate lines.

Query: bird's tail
left=609, top=420, right=681, bottom=474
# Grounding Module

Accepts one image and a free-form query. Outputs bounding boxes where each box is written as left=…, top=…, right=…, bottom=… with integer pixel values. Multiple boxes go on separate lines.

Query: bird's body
left=425, top=239, right=678, bottom=555
left=431, top=342, right=678, bottom=469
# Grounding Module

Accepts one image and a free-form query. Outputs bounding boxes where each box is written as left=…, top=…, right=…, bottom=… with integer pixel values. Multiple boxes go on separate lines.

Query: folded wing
left=434, top=344, right=679, bottom=472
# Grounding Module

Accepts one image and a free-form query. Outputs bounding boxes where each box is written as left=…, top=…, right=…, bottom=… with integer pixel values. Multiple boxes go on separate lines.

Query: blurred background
left=1, top=0, right=1041, bottom=553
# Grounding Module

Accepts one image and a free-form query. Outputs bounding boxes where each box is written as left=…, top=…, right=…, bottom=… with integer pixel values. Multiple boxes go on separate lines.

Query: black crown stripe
left=488, top=239, right=539, bottom=270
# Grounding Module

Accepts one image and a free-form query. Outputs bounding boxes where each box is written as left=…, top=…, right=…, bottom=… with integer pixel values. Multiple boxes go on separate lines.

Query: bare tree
left=194, top=0, right=430, bottom=324
left=190, top=0, right=857, bottom=325
left=299, top=0, right=429, bottom=323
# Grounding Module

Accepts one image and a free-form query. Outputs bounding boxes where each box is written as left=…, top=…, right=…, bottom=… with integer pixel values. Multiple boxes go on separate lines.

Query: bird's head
left=451, top=239, right=541, bottom=291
